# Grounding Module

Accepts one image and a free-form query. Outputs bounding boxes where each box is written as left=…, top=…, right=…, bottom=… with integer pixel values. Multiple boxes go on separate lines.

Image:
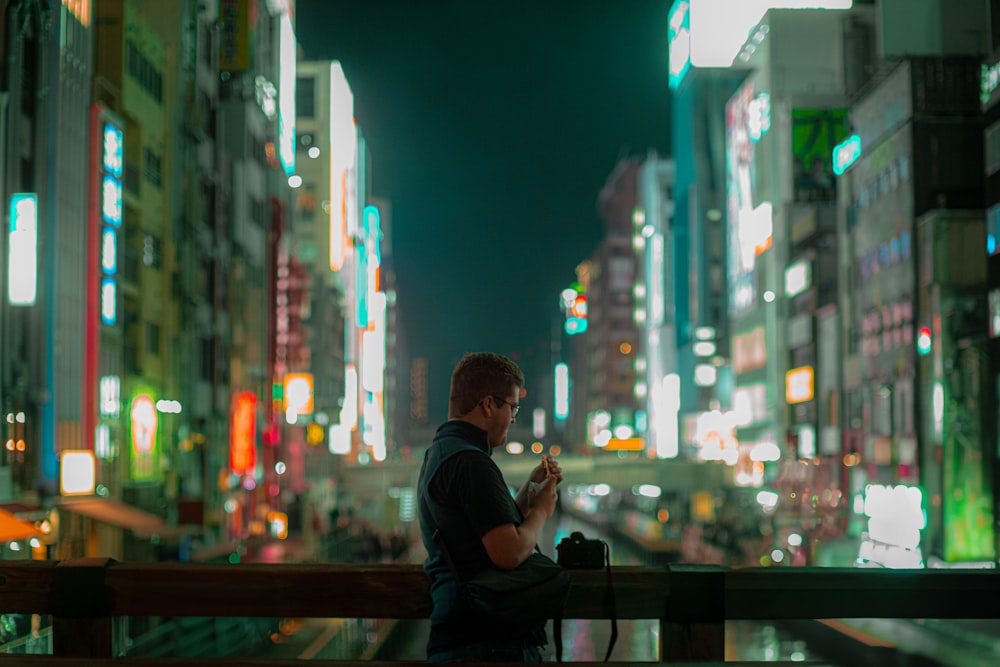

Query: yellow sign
left=306, top=422, right=324, bottom=445
left=785, top=366, right=815, bottom=404
left=283, top=373, right=314, bottom=416
left=604, top=437, right=644, bottom=451
left=219, top=0, right=251, bottom=72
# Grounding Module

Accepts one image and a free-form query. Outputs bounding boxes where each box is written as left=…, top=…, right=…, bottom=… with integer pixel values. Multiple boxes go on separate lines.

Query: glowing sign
left=102, top=176, right=122, bottom=226
left=283, top=373, right=314, bottom=418
left=100, top=278, right=116, bottom=325
left=328, top=63, right=356, bottom=272
left=277, top=12, right=296, bottom=175
left=60, top=450, right=96, bottom=496
left=832, top=134, right=861, bottom=175
left=8, top=193, right=38, bottom=306
left=130, top=394, right=158, bottom=481
left=340, top=364, right=358, bottom=430
left=668, top=1, right=691, bottom=90
left=554, top=363, right=570, bottom=420
left=785, top=366, right=815, bottom=404
left=328, top=423, right=351, bottom=455
left=230, top=391, right=257, bottom=475
left=99, top=375, right=120, bottom=417
left=864, top=484, right=925, bottom=551
left=784, top=259, right=811, bottom=297
left=130, top=395, right=157, bottom=454
left=103, top=122, right=123, bottom=178
left=748, top=92, right=771, bottom=141
left=101, top=228, right=117, bottom=274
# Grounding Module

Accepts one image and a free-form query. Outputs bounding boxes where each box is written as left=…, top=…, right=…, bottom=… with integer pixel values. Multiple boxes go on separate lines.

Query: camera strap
left=554, top=540, right=617, bottom=662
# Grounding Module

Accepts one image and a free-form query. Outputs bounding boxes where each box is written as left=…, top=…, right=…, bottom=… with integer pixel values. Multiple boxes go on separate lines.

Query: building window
left=146, top=321, right=161, bottom=355
left=200, top=337, right=214, bottom=382
left=143, top=148, right=161, bottom=187
left=125, top=40, right=163, bottom=103
left=297, top=76, right=315, bottom=118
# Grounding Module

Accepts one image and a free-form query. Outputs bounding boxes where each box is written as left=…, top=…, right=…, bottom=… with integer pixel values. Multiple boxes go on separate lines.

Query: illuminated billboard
left=230, top=391, right=257, bottom=475
left=277, top=12, right=296, bottom=175
left=832, top=134, right=861, bottom=175
left=130, top=394, right=158, bottom=481
left=328, top=63, right=356, bottom=272
left=554, top=363, right=570, bottom=420
left=8, top=193, right=38, bottom=306
left=785, top=366, right=814, bottom=404
left=680, top=1, right=852, bottom=72
left=668, top=1, right=692, bottom=90
left=283, top=373, right=314, bottom=420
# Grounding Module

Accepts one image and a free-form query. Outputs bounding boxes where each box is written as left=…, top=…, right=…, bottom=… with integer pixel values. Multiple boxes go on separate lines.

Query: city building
left=984, top=43, right=1000, bottom=559
left=584, top=158, right=644, bottom=455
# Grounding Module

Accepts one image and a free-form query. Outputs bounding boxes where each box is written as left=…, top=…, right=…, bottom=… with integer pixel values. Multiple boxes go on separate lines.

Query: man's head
left=448, top=352, right=524, bottom=448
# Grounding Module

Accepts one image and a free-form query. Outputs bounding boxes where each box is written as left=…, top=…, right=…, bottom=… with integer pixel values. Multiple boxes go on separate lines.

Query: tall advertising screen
left=726, top=79, right=769, bottom=316
left=277, top=12, right=296, bottom=175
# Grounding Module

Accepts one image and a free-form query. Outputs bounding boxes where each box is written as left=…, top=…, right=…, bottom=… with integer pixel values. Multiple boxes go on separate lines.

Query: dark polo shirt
left=417, top=420, right=546, bottom=656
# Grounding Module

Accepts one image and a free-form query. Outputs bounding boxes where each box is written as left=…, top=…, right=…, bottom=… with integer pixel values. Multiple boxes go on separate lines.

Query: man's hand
left=529, top=455, right=563, bottom=485
left=527, top=475, right=558, bottom=519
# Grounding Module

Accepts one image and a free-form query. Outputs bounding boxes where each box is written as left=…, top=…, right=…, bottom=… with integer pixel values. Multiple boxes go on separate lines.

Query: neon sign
left=668, top=1, right=691, bottom=90
left=8, top=193, right=38, bottom=306
left=832, top=134, right=861, bottom=175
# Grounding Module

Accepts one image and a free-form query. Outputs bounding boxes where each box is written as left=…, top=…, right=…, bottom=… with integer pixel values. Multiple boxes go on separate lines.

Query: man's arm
left=482, top=476, right=557, bottom=570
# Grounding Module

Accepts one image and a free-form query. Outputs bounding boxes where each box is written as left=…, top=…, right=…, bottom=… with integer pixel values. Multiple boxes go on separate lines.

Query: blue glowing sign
left=8, top=193, right=38, bottom=306
left=668, top=1, right=691, bottom=90
left=102, top=175, right=122, bottom=226
left=103, top=123, right=123, bottom=178
left=832, top=134, right=861, bottom=176
left=102, top=227, right=117, bottom=275
left=101, top=278, right=117, bottom=325
left=363, top=205, right=381, bottom=264
left=565, top=317, right=588, bottom=335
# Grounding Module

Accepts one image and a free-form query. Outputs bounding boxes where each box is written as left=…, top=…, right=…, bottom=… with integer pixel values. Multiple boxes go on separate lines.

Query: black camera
left=556, top=531, right=607, bottom=569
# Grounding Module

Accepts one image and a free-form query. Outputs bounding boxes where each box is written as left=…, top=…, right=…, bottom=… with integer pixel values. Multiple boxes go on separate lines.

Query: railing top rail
left=1, top=559, right=998, bottom=622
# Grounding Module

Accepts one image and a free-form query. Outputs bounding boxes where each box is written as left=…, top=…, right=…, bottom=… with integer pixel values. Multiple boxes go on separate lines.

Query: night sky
left=295, top=0, right=671, bottom=419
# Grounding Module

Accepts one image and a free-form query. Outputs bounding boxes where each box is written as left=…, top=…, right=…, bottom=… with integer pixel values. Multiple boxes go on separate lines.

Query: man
left=418, top=352, right=562, bottom=663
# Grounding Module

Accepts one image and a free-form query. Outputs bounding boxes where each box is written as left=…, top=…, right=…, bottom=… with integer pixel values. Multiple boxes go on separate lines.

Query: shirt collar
left=435, top=420, right=492, bottom=456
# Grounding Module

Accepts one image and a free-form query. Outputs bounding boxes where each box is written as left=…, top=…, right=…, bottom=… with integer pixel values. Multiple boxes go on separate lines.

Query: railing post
left=663, top=563, right=724, bottom=662
left=50, top=558, right=115, bottom=658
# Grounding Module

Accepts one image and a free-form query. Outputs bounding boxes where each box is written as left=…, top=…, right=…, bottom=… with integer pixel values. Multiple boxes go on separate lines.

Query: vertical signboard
left=130, top=394, right=158, bottom=480
left=219, top=0, right=251, bottom=72
left=7, top=194, right=38, bottom=306
left=277, top=12, right=296, bottom=175
left=230, top=391, right=258, bottom=475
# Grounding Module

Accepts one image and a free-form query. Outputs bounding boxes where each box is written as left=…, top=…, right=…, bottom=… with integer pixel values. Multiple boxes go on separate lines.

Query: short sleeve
left=437, top=452, right=521, bottom=539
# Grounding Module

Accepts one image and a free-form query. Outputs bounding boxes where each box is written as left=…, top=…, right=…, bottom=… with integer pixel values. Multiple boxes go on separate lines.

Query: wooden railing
left=0, top=559, right=998, bottom=665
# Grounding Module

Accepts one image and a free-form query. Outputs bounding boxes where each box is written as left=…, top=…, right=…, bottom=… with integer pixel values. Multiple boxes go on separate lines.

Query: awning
left=56, top=497, right=196, bottom=540
left=0, top=509, right=44, bottom=543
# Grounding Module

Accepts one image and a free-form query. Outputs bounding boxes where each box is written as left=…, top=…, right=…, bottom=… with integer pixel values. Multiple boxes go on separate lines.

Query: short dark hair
left=449, top=352, right=524, bottom=416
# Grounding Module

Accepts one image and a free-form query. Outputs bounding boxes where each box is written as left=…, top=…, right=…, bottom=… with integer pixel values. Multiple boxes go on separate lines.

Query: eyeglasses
left=492, top=396, right=521, bottom=419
